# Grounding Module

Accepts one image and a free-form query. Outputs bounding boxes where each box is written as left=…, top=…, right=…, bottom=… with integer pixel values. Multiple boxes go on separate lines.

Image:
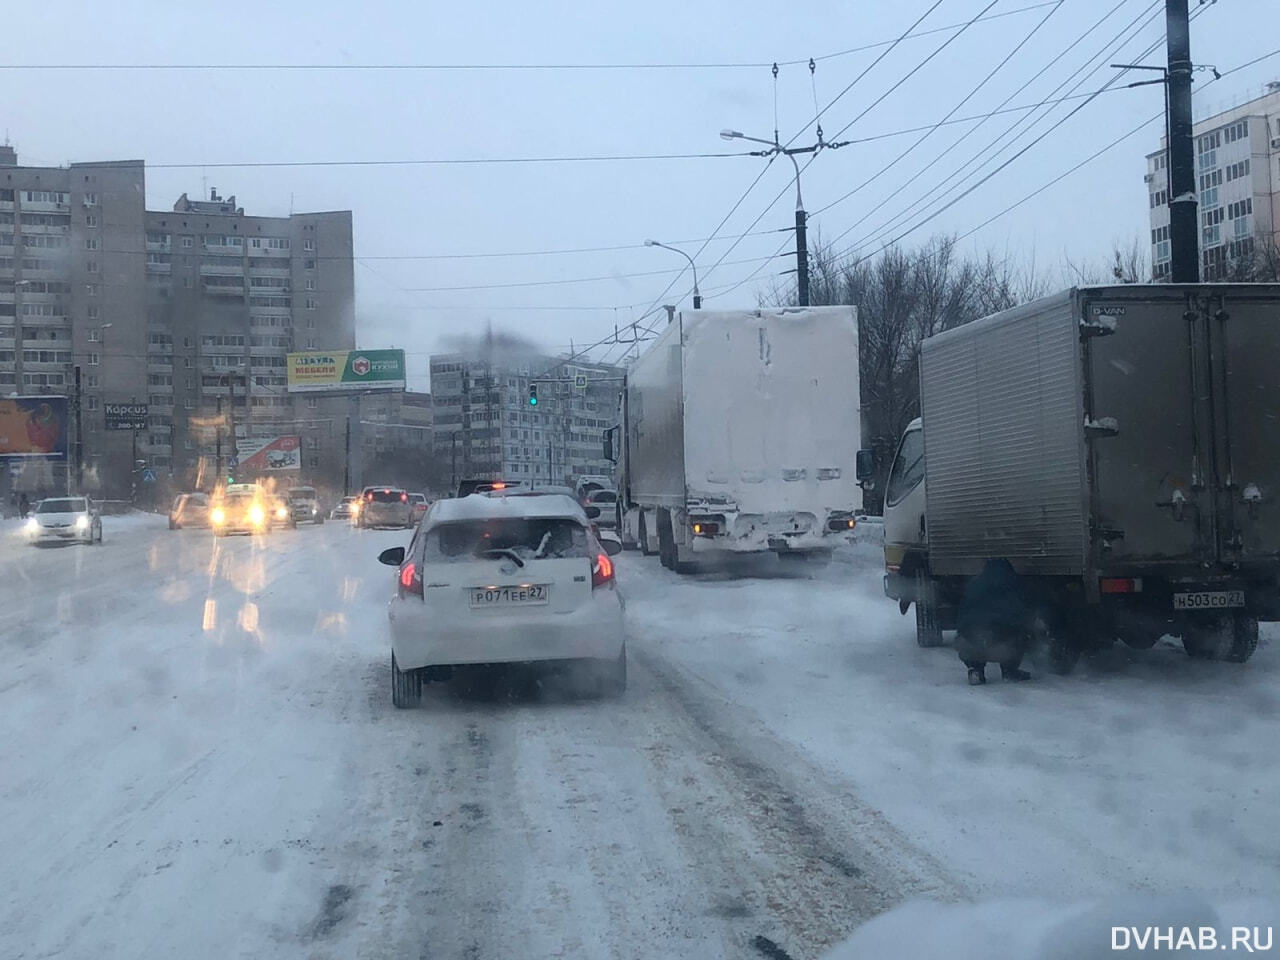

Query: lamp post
left=718, top=127, right=847, bottom=306
left=644, top=240, right=701, bottom=309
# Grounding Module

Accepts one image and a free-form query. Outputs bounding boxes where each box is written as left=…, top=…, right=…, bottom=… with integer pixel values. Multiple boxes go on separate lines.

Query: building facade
left=143, top=191, right=354, bottom=492
left=0, top=144, right=355, bottom=496
left=430, top=353, right=621, bottom=488
left=1146, top=83, right=1280, bottom=281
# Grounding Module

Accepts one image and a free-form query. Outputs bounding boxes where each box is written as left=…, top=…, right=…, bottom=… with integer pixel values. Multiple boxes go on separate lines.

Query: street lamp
left=719, top=126, right=848, bottom=306
left=644, top=240, right=701, bottom=309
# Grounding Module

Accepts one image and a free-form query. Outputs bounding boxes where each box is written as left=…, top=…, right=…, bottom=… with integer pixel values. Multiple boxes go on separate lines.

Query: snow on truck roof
left=427, top=493, right=588, bottom=526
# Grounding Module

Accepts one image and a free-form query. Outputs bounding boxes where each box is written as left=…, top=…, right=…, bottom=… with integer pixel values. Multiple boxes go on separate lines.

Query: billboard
left=104, top=402, right=149, bottom=431
left=286, top=349, right=406, bottom=393
left=236, top=435, right=301, bottom=471
left=0, top=396, right=69, bottom=459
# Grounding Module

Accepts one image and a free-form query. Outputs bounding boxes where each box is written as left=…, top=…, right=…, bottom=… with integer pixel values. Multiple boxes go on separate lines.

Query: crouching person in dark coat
left=955, top=558, right=1033, bottom=685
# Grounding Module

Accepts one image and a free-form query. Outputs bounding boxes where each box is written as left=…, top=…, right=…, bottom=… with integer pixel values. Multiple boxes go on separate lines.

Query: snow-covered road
left=1, top=515, right=1276, bottom=959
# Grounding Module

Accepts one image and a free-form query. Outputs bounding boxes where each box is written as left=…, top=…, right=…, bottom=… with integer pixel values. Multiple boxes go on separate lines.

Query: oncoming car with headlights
left=209, top=492, right=270, bottom=536
left=379, top=493, right=626, bottom=707
left=24, top=497, right=103, bottom=545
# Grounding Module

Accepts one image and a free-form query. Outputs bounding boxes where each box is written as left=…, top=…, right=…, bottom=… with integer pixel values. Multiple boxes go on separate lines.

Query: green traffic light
left=529, top=384, right=538, bottom=405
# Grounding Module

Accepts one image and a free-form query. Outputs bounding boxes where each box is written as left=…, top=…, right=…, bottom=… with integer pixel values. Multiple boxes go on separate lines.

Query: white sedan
left=24, top=496, right=103, bottom=545
left=379, top=493, right=626, bottom=706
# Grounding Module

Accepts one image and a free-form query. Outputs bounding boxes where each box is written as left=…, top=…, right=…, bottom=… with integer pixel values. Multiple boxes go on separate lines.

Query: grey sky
left=5, top=0, right=1276, bottom=391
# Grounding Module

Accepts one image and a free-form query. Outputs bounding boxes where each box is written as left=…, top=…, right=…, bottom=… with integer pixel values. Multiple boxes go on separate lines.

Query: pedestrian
left=954, top=558, right=1033, bottom=685
left=18, top=492, right=30, bottom=520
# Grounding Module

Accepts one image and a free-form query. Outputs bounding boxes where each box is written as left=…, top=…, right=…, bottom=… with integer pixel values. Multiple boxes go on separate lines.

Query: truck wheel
left=1030, top=605, right=1081, bottom=675
left=913, top=570, right=945, bottom=648
left=391, top=651, right=422, bottom=708
left=638, top=512, right=654, bottom=557
left=1182, top=614, right=1258, bottom=663
left=657, top=508, right=675, bottom=570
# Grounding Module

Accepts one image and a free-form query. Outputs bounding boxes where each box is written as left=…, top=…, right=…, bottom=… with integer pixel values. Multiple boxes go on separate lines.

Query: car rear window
left=425, top=518, right=590, bottom=563
left=287, top=489, right=315, bottom=501
left=369, top=490, right=405, bottom=503
left=36, top=498, right=87, bottom=514
left=589, top=491, right=617, bottom=503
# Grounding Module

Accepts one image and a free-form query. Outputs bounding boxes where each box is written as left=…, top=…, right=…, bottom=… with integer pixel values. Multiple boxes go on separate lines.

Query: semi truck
left=604, top=306, right=862, bottom=571
left=875, top=284, right=1280, bottom=669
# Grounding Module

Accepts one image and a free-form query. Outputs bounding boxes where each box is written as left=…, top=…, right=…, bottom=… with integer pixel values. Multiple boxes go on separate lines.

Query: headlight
left=249, top=505, right=265, bottom=524
left=75, top=515, right=89, bottom=530
left=275, top=506, right=288, bottom=519
left=350, top=501, right=360, bottom=514
left=211, top=508, right=226, bottom=525
left=24, top=517, right=39, bottom=533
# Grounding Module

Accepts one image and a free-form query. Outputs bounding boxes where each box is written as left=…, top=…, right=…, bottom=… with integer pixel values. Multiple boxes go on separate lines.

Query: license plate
left=470, top=585, right=549, bottom=607
left=1172, top=590, right=1245, bottom=610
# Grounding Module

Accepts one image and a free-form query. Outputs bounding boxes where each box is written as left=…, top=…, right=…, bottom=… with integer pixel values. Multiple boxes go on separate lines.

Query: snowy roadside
left=618, top=546, right=1280, bottom=910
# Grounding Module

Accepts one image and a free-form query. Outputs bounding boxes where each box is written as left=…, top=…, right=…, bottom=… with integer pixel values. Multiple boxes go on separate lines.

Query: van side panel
left=920, top=290, right=1087, bottom=576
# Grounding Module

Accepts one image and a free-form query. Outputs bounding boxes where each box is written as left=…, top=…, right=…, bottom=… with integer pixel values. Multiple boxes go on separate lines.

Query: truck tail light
left=826, top=517, right=856, bottom=532
left=1100, top=577, right=1143, bottom=594
left=400, top=561, right=423, bottom=597
left=692, top=521, right=719, bottom=536
left=592, top=553, right=614, bottom=588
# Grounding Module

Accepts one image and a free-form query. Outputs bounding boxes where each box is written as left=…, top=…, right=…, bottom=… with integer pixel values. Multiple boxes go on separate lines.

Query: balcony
left=200, top=263, right=244, bottom=277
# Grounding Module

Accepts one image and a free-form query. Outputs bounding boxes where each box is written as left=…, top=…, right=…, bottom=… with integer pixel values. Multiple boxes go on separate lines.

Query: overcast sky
left=5, top=0, right=1277, bottom=391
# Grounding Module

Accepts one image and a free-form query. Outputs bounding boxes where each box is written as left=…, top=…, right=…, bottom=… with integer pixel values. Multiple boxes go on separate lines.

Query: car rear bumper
left=388, top=590, right=625, bottom=670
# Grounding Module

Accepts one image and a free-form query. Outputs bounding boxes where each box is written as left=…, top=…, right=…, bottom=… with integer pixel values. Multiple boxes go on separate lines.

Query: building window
left=88, top=328, right=100, bottom=342
left=305, top=298, right=316, bottom=309
left=305, top=278, right=315, bottom=290
left=305, top=259, right=315, bottom=270
left=85, top=396, right=99, bottom=411
left=86, top=260, right=100, bottom=274
left=83, top=192, right=98, bottom=206
left=85, top=215, right=98, bottom=228
left=84, top=238, right=99, bottom=250
left=182, top=236, right=193, bottom=248
left=88, top=352, right=100, bottom=365
left=86, top=375, right=99, bottom=387
left=87, top=306, right=99, bottom=320
left=85, top=284, right=98, bottom=296
left=306, top=397, right=318, bottom=409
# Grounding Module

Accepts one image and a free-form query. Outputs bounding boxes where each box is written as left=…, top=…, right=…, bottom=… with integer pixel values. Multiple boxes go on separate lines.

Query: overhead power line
left=3, top=4, right=1060, bottom=72
left=831, top=0, right=1164, bottom=251
left=700, top=0, right=996, bottom=289
left=402, top=253, right=785, bottom=292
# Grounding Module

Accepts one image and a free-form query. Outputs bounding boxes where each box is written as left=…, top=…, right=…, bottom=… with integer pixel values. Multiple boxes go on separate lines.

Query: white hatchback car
left=24, top=496, right=103, bottom=545
left=380, top=493, right=626, bottom=706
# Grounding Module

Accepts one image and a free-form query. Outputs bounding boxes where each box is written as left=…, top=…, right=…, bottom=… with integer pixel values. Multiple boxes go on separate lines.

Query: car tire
left=1182, top=613, right=1258, bottom=663
left=391, top=651, right=422, bottom=709
left=168, top=518, right=177, bottom=530
left=657, top=508, right=675, bottom=570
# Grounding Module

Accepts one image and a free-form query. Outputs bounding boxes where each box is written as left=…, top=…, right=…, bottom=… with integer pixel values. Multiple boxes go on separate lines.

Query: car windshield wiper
left=477, top=547, right=525, bottom=567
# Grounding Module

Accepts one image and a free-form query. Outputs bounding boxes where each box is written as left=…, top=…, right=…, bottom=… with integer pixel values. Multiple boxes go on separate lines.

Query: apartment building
left=1, top=146, right=146, bottom=494
left=1146, top=82, right=1280, bottom=280
left=0, top=143, right=355, bottom=496
left=143, top=191, right=354, bottom=489
left=431, top=353, right=621, bottom=486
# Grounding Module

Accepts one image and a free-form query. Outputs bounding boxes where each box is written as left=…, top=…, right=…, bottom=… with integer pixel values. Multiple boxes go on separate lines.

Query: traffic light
left=529, top=383, right=538, bottom=406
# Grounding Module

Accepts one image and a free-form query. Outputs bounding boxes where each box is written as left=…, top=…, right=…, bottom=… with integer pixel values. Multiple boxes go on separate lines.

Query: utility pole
left=215, top=394, right=223, bottom=484
left=1166, top=0, right=1198, bottom=282
left=795, top=207, right=810, bottom=307
left=343, top=412, right=352, bottom=496
left=73, top=365, right=83, bottom=490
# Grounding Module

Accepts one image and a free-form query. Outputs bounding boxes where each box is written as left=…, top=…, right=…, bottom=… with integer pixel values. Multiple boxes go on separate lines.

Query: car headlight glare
left=75, top=515, right=89, bottom=530
left=211, top=508, right=226, bottom=524
left=249, top=505, right=265, bottom=524
left=25, top=517, right=39, bottom=532
left=276, top=506, right=287, bottom=519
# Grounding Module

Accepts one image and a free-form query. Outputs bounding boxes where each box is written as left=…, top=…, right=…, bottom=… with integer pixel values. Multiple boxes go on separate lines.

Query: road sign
left=574, top=374, right=589, bottom=390
left=227, top=456, right=238, bottom=468
left=141, top=468, right=157, bottom=483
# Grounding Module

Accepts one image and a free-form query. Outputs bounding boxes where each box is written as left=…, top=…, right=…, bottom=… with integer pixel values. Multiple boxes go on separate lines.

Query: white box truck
left=877, top=284, right=1280, bottom=669
left=604, top=306, right=863, bottom=571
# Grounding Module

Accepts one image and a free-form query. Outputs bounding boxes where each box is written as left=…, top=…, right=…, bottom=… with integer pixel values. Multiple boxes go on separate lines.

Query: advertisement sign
left=0, top=396, right=69, bottom=459
left=236, top=435, right=301, bottom=471
left=105, top=402, right=149, bottom=431
left=286, top=349, right=406, bottom=393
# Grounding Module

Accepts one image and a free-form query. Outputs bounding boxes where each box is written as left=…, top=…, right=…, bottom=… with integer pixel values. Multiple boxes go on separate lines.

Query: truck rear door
left=1204, top=286, right=1280, bottom=566
left=1083, top=289, right=1211, bottom=566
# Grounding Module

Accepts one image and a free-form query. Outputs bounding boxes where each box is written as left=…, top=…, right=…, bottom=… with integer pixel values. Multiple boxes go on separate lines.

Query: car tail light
left=592, top=552, right=614, bottom=588
left=691, top=521, right=719, bottom=536
left=826, top=517, right=856, bottom=532
left=1100, top=577, right=1143, bottom=594
left=400, top=491, right=408, bottom=502
left=399, top=561, right=423, bottom=597
left=365, top=491, right=373, bottom=501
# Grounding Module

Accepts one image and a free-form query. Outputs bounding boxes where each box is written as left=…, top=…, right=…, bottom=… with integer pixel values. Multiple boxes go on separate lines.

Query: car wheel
left=638, top=512, right=654, bottom=557
left=391, top=651, right=422, bottom=708
left=913, top=568, right=946, bottom=648
left=168, top=518, right=177, bottom=530
left=1182, top=614, right=1258, bottom=663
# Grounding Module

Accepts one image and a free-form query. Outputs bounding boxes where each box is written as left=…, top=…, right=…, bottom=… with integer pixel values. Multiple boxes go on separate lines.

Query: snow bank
left=824, top=896, right=1278, bottom=959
